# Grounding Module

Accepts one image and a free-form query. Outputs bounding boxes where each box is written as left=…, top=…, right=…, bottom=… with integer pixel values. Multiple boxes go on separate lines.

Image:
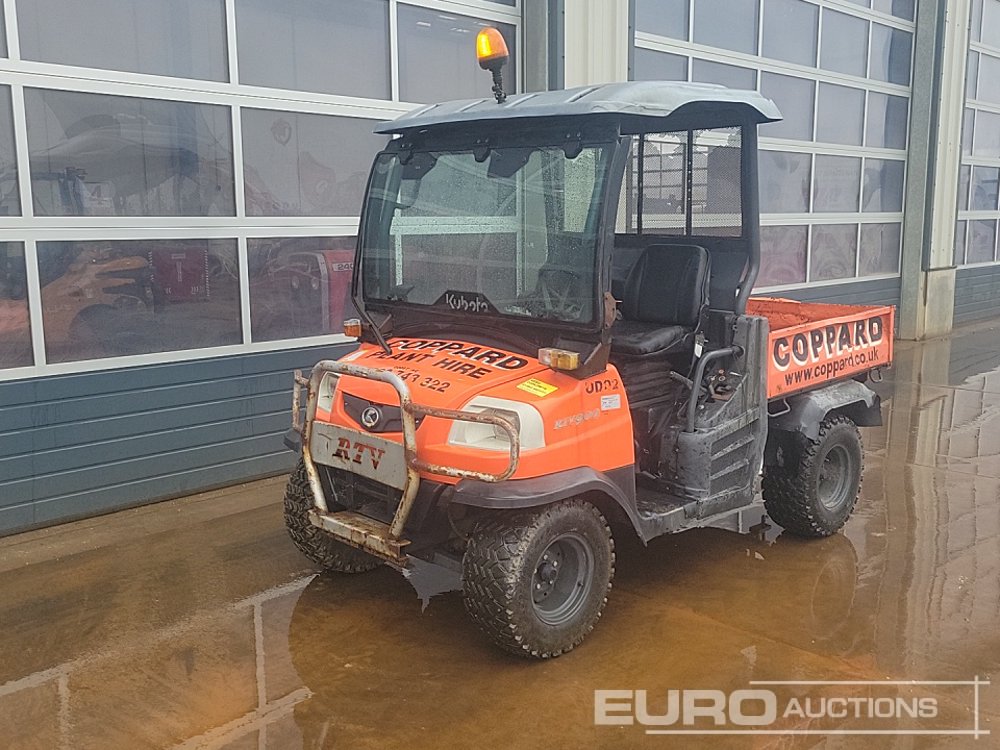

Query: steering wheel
left=526, top=268, right=584, bottom=321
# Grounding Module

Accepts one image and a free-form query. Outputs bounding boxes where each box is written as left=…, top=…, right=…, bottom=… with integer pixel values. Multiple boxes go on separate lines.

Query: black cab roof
left=375, top=81, right=782, bottom=135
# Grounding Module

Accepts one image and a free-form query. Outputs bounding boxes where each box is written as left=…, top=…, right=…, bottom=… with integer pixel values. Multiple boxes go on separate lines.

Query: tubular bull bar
left=291, top=360, right=520, bottom=564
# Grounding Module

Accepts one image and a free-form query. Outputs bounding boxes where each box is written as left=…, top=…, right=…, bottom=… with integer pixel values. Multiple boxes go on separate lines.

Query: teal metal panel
left=0, top=343, right=352, bottom=535
left=954, top=266, right=1000, bottom=324
left=765, top=277, right=902, bottom=308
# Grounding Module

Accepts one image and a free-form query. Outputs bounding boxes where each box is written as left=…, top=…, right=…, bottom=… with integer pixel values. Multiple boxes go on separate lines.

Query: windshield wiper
left=356, top=297, right=392, bottom=355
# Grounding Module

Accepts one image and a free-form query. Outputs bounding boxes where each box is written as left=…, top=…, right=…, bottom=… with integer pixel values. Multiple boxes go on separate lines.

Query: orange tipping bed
left=747, top=297, right=895, bottom=400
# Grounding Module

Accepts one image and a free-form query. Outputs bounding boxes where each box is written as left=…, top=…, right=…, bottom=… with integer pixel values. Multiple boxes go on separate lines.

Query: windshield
left=359, top=143, right=614, bottom=325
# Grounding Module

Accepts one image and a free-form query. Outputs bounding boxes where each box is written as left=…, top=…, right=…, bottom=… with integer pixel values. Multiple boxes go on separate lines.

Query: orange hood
left=314, top=336, right=636, bottom=481
left=333, top=337, right=549, bottom=410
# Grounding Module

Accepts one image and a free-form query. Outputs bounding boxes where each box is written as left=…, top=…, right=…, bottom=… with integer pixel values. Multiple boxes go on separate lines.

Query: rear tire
left=283, top=459, right=380, bottom=573
left=462, top=500, right=614, bottom=659
left=762, top=414, right=863, bottom=537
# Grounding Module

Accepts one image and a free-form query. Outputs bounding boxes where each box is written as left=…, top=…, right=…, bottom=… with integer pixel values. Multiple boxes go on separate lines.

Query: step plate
left=308, top=509, right=410, bottom=563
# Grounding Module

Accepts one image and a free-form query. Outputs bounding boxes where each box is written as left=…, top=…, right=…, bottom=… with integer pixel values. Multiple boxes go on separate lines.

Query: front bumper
left=292, top=360, right=520, bottom=564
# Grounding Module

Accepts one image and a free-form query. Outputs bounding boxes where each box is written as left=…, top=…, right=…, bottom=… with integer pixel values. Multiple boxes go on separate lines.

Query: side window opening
left=616, top=128, right=744, bottom=238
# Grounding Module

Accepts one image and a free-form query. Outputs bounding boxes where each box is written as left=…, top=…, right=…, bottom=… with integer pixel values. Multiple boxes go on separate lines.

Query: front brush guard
left=291, top=360, right=519, bottom=563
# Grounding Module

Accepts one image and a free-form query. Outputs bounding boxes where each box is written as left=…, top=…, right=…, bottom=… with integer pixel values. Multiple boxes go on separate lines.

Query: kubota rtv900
left=283, top=30, right=892, bottom=658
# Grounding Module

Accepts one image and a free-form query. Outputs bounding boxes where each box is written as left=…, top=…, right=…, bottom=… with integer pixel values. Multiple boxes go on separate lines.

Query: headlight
left=448, top=396, right=545, bottom=452
left=316, top=373, right=338, bottom=413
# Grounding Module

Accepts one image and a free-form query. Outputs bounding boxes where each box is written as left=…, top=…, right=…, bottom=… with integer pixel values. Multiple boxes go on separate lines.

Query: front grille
left=342, top=392, right=424, bottom=433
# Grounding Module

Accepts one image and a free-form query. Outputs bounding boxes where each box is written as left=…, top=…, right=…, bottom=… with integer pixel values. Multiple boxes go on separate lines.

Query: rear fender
left=768, top=379, right=881, bottom=443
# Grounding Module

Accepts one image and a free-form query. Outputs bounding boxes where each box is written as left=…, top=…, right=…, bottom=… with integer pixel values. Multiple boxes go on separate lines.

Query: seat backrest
left=620, top=244, right=710, bottom=327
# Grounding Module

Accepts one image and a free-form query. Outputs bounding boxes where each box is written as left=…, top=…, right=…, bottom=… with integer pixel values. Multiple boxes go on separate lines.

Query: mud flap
left=768, top=379, right=882, bottom=442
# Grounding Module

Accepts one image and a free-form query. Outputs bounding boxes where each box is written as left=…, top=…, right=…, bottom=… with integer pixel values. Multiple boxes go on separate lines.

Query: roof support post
left=562, top=0, right=629, bottom=88
left=898, top=0, right=971, bottom=339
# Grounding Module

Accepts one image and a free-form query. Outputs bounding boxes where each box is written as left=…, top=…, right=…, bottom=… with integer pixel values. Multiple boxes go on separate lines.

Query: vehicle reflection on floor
left=1, top=321, right=999, bottom=749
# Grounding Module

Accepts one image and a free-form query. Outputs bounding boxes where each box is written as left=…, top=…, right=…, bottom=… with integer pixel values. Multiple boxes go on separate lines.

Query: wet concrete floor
left=1, top=321, right=999, bottom=749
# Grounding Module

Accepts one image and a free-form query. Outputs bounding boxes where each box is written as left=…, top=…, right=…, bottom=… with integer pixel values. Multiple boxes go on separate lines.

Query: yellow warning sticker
left=516, top=378, right=559, bottom=397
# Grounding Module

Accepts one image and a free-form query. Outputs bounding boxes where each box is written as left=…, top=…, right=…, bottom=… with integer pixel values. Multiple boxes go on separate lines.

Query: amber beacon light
left=476, top=27, right=509, bottom=104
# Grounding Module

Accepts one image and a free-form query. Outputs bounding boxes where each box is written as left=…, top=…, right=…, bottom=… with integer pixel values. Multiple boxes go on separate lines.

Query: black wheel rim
left=531, top=533, right=594, bottom=626
left=818, top=444, right=853, bottom=510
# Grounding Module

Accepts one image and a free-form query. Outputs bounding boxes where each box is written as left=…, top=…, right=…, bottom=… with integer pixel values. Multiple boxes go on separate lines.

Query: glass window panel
left=970, top=166, right=1000, bottom=210
left=0, top=243, right=31, bottom=368
left=967, top=219, right=997, bottom=263
left=0, top=6, right=6, bottom=57
left=693, top=0, right=759, bottom=55
left=865, top=92, right=908, bottom=150
left=760, top=73, right=814, bottom=141
left=862, top=159, right=904, bottom=213
left=973, top=110, right=1000, bottom=158
left=869, top=24, right=912, bottom=86
left=954, top=220, right=967, bottom=265
left=820, top=10, right=868, bottom=78
left=817, top=83, right=864, bottom=146
left=958, top=164, right=971, bottom=212
left=759, top=150, right=811, bottom=213
left=242, top=109, right=385, bottom=217
left=17, top=0, right=226, bottom=81
left=25, top=89, right=234, bottom=217
left=248, top=236, right=357, bottom=342
left=235, top=0, right=389, bottom=100
left=872, top=0, right=915, bottom=20
left=635, top=0, right=689, bottom=39
left=968, top=51, right=979, bottom=100
left=813, top=155, right=861, bottom=212
left=397, top=6, right=516, bottom=104
left=983, top=0, right=1000, bottom=48
left=361, top=146, right=614, bottom=321
left=633, top=48, right=688, bottom=81
left=0, top=87, right=19, bottom=216
left=859, top=223, right=901, bottom=276
left=977, top=55, right=1000, bottom=105
left=758, top=225, right=807, bottom=286
left=762, top=0, right=818, bottom=67
left=972, top=0, right=984, bottom=43
left=38, top=239, right=240, bottom=363
left=810, top=224, right=858, bottom=281
left=692, top=59, right=756, bottom=89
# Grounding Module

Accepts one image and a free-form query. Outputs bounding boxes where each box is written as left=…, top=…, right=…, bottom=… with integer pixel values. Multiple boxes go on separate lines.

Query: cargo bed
left=747, top=297, right=894, bottom=400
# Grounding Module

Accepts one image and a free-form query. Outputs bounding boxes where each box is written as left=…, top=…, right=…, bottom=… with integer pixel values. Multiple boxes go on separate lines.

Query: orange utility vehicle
left=282, top=32, right=893, bottom=658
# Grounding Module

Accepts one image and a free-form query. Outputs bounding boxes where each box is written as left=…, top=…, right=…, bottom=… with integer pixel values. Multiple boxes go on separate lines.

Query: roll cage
left=351, top=82, right=780, bottom=361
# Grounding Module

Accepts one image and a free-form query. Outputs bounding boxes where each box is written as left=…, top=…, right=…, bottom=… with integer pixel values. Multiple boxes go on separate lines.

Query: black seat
left=611, top=244, right=710, bottom=358
left=611, top=319, right=690, bottom=356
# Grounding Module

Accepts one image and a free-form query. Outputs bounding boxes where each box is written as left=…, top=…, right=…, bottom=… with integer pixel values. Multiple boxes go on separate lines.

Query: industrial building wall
left=628, top=0, right=916, bottom=309
left=0, top=0, right=520, bottom=536
left=0, top=0, right=993, bottom=537
left=775, top=275, right=901, bottom=308
left=0, top=343, right=350, bottom=534
left=955, top=265, right=1000, bottom=324
left=953, top=1, right=1000, bottom=323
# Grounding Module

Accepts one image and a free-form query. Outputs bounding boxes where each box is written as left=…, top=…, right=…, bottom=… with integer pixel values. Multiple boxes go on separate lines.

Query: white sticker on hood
left=600, top=394, right=621, bottom=411
left=341, top=348, right=366, bottom=362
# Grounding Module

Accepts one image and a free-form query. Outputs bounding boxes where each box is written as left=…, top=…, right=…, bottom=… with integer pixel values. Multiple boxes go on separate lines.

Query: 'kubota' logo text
left=332, top=437, right=385, bottom=470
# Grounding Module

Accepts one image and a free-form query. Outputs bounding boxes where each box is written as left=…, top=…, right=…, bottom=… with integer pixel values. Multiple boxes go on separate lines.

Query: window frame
left=0, top=0, right=523, bottom=382
left=630, top=0, right=912, bottom=290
